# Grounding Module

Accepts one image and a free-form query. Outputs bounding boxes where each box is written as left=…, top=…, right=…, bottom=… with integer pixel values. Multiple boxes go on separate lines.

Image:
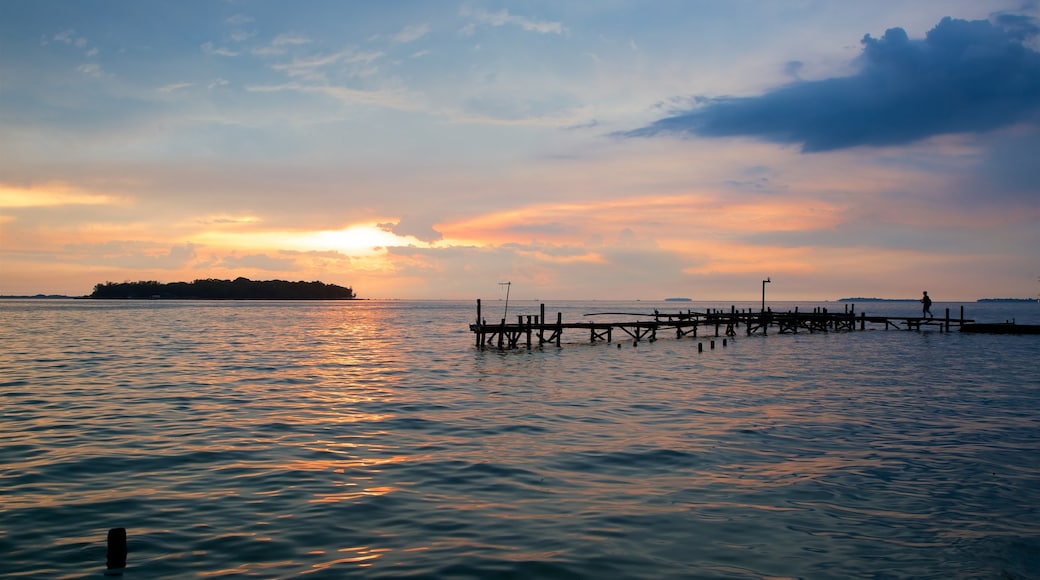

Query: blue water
left=1, top=299, right=1038, bottom=579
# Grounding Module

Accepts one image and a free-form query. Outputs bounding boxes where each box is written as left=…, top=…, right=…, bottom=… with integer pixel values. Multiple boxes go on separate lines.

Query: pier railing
left=470, top=300, right=973, bottom=350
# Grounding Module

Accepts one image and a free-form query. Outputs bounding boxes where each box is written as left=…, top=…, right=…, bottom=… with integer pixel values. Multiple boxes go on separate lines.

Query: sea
left=1, top=298, right=1038, bottom=579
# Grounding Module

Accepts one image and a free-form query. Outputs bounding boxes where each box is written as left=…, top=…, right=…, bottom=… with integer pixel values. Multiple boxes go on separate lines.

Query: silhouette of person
left=921, top=291, right=933, bottom=318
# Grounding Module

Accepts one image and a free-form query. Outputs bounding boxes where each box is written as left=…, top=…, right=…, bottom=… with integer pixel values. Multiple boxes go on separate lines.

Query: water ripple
left=1, top=299, right=1038, bottom=578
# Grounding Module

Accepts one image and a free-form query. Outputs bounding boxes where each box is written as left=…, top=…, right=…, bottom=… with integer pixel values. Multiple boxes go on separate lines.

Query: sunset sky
left=2, top=1, right=1039, bottom=301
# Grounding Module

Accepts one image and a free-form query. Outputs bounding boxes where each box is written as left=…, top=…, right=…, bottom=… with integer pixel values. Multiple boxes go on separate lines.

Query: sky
left=2, top=1, right=1039, bottom=301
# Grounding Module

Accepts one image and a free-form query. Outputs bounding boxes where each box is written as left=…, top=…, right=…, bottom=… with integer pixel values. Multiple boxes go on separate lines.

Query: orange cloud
left=0, top=182, right=120, bottom=208
left=439, top=193, right=844, bottom=248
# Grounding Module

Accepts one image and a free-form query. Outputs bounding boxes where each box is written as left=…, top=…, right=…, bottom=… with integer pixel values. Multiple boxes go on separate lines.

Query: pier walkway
left=470, top=300, right=973, bottom=350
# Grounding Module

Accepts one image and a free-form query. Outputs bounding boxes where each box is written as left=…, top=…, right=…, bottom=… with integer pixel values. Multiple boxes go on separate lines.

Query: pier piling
left=105, top=528, right=127, bottom=575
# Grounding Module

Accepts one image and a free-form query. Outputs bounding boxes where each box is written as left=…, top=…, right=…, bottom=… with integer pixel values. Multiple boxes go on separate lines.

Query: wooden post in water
left=476, top=299, right=482, bottom=348
left=539, top=303, right=546, bottom=345
left=556, top=312, right=562, bottom=347
left=106, top=527, right=127, bottom=575
left=945, top=308, right=950, bottom=332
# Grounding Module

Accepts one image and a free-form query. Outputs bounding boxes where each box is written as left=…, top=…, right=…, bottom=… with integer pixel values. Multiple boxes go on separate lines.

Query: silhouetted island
left=976, top=298, right=1037, bottom=303
left=89, top=278, right=355, bottom=300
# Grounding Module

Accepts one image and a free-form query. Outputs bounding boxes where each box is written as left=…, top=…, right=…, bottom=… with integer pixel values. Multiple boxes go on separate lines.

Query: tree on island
left=89, top=277, right=355, bottom=300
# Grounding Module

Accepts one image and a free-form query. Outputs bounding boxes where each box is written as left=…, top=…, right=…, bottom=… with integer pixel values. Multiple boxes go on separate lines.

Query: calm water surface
left=1, top=299, right=1038, bottom=579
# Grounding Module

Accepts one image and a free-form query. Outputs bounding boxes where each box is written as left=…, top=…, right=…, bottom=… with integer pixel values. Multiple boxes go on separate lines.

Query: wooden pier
left=470, top=300, right=974, bottom=350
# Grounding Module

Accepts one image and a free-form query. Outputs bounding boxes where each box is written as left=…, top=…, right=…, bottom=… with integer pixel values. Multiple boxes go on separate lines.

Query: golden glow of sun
left=196, top=223, right=425, bottom=256
left=300, top=225, right=410, bottom=254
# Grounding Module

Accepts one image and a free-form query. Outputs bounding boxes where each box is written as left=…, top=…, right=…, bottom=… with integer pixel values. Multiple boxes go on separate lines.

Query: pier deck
left=470, top=300, right=974, bottom=350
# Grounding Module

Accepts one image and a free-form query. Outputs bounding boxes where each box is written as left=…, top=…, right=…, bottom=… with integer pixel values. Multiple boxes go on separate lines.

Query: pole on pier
left=761, top=277, right=771, bottom=311
left=499, top=281, right=511, bottom=319
left=106, top=527, right=127, bottom=575
left=556, top=312, right=562, bottom=347
left=476, top=299, right=482, bottom=347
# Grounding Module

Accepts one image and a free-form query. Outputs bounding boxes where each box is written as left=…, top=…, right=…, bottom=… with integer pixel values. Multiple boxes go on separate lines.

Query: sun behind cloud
left=301, top=224, right=420, bottom=254
left=196, top=222, right=427, bottom=255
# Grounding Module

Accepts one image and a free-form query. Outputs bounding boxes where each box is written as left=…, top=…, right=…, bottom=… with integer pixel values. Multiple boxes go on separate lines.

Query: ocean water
left=1, top=298, right=1038, bottom=579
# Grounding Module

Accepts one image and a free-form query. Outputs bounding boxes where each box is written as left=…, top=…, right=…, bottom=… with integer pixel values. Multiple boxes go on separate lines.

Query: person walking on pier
left=921, top=291, right=933, bottom=318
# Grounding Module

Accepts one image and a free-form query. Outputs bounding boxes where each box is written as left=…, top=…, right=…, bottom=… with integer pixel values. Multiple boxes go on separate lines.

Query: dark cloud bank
left=627, top=14, right=1040, bottom=152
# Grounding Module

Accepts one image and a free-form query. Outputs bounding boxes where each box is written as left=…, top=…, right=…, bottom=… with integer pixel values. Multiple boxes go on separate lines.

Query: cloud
left=157, top=82, right=193, bottom=93
left=625, top=15, right=1040, bottom=152
left=266, top=48, right=384, bottom=82
left=252, top=33, right=311, bottom=56
left=0, top=182, right=118, bottom=208
left=201, top=42, right=239, bottom=57
left=380, top=238, right=697, bottom=300
left=273, top=33, right=311, bottom=47
left=63, top=241, right=199, bottom=269
left=77, top=63, right=105, bottom=78
left=197, top=215, right=260, bottom=226
left=245, top=81, right=415, bottom=111
left=227, top=14, right=253, bottom=26
left=51, top=29, right=86, bottom=47
left=391, top=23, right=430, bottom=44
left=460, top=8, right=567, bottom=35
left=217, top=253, right=299, bottom=271
left=378, top=217, right=443, bottom=243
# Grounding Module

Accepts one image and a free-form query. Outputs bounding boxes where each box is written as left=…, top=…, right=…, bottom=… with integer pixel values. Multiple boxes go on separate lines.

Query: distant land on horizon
left=840, top=297, right=1037, bottom=303
left=975, top=298, right=1039, bottom=303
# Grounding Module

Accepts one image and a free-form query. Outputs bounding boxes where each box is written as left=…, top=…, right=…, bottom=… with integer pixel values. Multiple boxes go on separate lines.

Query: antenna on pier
left=499, top=281, right=512, bottom=319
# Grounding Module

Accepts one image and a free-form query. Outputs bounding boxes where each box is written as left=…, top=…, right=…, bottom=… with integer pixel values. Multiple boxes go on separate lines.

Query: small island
left=976, top=298, right=1038, bottom=303
left=88, top=277, right=355, bottom=300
